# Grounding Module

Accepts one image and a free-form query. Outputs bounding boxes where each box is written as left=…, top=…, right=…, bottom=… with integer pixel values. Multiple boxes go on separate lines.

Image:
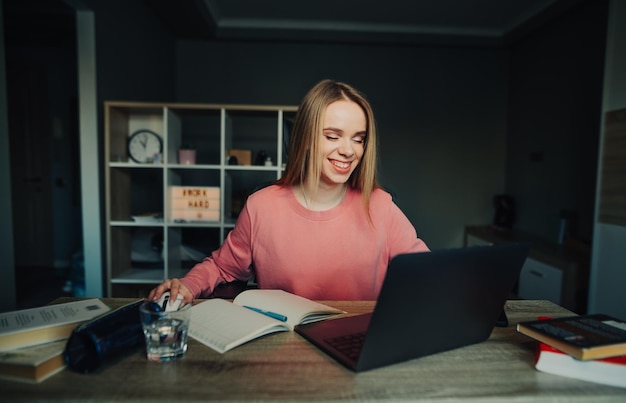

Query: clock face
left=128, top=130, right=163, bottom=163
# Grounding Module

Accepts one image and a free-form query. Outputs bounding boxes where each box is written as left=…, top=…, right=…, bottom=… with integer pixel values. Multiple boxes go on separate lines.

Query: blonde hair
left=277, top=79, right=380, bottom=217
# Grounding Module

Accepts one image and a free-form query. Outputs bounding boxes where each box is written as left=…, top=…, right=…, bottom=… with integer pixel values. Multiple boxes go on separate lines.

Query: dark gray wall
left=82, top=0, right=605, bottom=254
left=176, top=41, right=510, bottom=249
left=83, top=0, right=176, bottom=104
left=1, top=0, right=608, bottom=304
left=4, top=0, right=81, bottom=270
left=507, top=0, right=607, bottom=244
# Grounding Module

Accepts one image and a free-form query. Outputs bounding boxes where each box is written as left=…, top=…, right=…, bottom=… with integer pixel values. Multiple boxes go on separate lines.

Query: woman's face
left=318, top=99, right=366, bottom=187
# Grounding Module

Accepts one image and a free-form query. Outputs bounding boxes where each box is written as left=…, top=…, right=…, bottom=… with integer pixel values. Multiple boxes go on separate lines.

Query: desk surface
left=3, top=298, right=626, bottom=402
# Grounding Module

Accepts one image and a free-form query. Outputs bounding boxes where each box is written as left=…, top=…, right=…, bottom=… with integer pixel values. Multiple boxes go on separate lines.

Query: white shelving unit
left=104, top=101, right=297, bottom=297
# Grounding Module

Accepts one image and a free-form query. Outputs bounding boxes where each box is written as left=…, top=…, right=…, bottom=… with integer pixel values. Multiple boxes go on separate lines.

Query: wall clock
left=128, top=129, right=163, bottom=163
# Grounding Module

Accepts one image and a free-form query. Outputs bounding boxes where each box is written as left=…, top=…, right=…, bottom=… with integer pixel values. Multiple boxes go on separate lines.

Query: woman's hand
left=147, top=278, right=194, bottom=305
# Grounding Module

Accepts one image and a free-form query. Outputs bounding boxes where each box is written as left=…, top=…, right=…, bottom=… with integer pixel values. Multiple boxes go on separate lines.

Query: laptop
left=295, top=243, right=529, bottom=372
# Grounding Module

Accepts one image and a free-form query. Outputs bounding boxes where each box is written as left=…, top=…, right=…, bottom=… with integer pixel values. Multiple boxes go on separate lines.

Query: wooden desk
left=3, top=299, right=626, bottom=402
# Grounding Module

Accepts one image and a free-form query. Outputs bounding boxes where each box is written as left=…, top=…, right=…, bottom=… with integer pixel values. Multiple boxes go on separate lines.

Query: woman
left=148, top=79, right=429, bottom=302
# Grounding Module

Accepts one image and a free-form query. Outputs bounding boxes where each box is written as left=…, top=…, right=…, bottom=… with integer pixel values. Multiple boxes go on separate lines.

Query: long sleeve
left=180, top=185, right=428, bottom=300
left=179, top=206, right=256, bottom=298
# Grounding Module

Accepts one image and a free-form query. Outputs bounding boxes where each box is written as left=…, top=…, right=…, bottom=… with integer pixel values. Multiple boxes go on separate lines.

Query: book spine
left=519, top=314, right=626, bottom=361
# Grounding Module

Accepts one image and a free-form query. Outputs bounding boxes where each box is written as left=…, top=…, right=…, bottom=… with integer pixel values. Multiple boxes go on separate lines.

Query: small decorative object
left=228, top=149, right=252, bottom=166
left=178, top=145, right=196, bottom=165
left=170, top=186, right=220, bottom=222
left=493, top=194, right=515, bottom=229
left=128, top=129, right=163, bottom=163
left=255, top=150, right=268, bottom=166
left=131, top=212, right=163, bottom=223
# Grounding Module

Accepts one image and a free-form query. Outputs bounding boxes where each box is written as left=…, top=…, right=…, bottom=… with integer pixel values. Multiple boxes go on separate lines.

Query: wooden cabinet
left=464, top=226, right=590, bottom=313
left=104, top=102, right=297, bottom=297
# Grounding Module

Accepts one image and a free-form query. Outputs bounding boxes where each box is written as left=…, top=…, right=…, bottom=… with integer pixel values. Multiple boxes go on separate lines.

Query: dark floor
left=15, top=266, right=73, bottom=310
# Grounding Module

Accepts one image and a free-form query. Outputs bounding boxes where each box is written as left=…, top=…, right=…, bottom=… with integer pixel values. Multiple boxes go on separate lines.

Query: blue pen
left=243, top=305, right=288, bottom=322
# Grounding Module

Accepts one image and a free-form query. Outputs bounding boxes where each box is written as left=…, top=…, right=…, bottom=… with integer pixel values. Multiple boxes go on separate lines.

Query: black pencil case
left=64, top=299, right=145, bottom=373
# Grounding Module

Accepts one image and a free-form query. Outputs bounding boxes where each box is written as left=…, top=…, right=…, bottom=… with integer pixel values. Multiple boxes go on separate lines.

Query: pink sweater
left=180, top=185, right=429, bottom=300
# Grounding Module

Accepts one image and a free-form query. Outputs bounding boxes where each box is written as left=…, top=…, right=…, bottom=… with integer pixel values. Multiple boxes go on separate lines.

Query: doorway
left=4, top=0, right=81, bottom=307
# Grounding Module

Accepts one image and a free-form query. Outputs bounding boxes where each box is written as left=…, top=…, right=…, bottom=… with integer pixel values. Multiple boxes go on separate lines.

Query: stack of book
left=517, top=314, right=626, bottom=388
left=0, top=299, right=110, bottom=383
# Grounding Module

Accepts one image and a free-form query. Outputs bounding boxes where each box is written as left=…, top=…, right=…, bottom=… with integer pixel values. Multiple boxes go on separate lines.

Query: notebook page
left=189, top=299, right=288, bottom=353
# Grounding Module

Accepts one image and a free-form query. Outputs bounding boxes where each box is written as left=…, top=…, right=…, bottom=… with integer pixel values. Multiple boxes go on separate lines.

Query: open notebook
left=295, top=243, right=529, bottom=372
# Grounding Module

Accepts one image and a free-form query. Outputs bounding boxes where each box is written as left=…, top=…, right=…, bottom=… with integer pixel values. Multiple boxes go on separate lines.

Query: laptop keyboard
left=325, top=332, right=366, bottom=361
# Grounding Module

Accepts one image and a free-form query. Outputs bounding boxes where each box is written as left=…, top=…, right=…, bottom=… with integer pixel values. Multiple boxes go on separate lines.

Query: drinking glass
left=139, top=301, right=191, bottom=361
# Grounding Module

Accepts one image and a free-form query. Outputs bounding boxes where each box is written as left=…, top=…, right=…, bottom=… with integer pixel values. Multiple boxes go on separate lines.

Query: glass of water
left=139, top=301, right=191, bottom=362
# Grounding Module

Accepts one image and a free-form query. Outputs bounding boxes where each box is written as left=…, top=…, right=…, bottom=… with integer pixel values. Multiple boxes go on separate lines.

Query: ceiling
left=147, top=0, right=586, bottom=47
left=2, top=0, right=587, bottom=48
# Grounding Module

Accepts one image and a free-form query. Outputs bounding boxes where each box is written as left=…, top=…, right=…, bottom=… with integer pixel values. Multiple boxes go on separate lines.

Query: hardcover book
left=189, top=289, right=344, bottom=353
left=535, top=342, right=626, bottom=388
left=0, top=299, right=110, bottom=351
left=517, top=314, right=626, bottom=360
left=0, top=340, right=67, bottom=383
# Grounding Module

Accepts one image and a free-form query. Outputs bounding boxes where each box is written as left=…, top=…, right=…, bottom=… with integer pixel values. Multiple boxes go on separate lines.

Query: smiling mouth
left=331, top=160, right=351, bottom=169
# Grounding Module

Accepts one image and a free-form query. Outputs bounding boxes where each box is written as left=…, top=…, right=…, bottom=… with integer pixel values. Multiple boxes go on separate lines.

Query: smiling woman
left=277, top=79, right=378, bottom=215
left=147, top=79, right=430, bottom=303
left=296, top=99, right=366, bottom=211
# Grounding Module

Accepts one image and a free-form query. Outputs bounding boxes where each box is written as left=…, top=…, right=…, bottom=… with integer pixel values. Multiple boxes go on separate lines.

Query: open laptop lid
left=354, top=243, right=529, bottom=371
left=296, top=243, right=530, bottom=372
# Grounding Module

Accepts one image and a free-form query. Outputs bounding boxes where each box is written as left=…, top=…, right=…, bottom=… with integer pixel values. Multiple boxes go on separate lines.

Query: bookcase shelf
left=104, top=101, right=297, bottom=297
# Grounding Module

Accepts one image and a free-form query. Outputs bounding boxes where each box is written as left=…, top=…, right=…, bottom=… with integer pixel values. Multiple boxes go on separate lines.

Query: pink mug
left=178, top=149, right=196, bottom=165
